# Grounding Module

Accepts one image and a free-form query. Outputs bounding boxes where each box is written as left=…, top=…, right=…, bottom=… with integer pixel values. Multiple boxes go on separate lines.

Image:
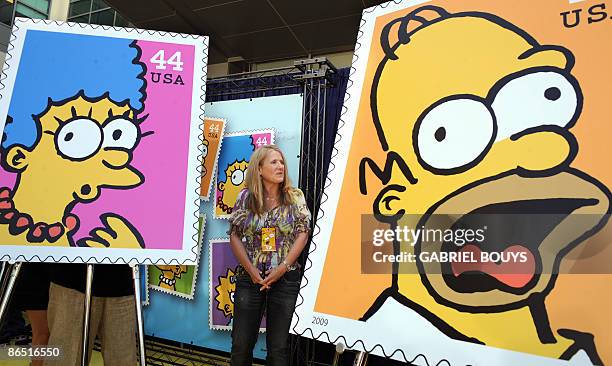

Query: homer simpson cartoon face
left=5, top=94, right=144, bottom=207
left=217, top=160, right=249, bottom=213
left=370, top=9, right=611, bottom=313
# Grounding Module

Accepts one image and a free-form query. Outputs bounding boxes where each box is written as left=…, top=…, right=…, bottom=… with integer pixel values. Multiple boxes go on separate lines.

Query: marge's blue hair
left=2, top=30, right=146, bottom=149
left=218, top=135, right=256, bottom=183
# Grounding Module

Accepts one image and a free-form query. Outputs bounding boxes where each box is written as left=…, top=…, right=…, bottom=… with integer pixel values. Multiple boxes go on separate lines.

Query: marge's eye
left=231, top=169, right=245, bottom=186
left=102, top=118, right=139, bottom=150
left=56, top=119, right=102, bottom=160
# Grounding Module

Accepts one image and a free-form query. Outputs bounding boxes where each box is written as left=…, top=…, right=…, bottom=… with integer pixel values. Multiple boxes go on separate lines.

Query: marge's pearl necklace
left=159, top=274, right=176, bottom=286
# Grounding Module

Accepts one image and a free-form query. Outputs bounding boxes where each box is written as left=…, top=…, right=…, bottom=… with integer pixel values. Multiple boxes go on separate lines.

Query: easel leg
left=0, top=262, right=22, bottom=329
left=0, top=262, right=9, bottom=289
left=332, top=342, right=345, bottom=366
left=353, top=351, right=369, bottom=366
left=81, top=264, right=94, bottom=366
left=132, top=265, right=146, bottom=366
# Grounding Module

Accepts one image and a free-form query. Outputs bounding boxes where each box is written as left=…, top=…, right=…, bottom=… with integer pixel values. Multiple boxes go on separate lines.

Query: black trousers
left=230, top=269, right=301, bottom=366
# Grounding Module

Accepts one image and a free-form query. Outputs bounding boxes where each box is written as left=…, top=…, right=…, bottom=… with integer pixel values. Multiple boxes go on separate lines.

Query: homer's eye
left=415, top=98, right=494, bottom=173
left=231, top=169, right=245, bottom=186
left=492, top=71, right=580, bottom=140
left=56, top=119, right=102, bottom=160
left=230, top=291, right=235, bottom=303
left=202, top=144, right=208, bottom=158
left=102, top=118, right=138, bottom=150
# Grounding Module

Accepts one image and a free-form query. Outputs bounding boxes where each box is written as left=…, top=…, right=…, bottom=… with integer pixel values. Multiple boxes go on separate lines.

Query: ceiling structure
left=104, top=0, right=387, bottom=64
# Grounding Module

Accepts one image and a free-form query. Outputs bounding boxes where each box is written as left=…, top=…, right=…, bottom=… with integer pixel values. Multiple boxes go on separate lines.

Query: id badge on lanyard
left=261, top=227, right=276, bottom=252
left=261, top=212, right=276, bottom=252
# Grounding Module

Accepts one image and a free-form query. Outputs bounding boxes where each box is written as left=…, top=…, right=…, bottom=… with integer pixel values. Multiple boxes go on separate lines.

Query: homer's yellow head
left=4, top=93, right=144, bottom=205
left=218, top=160, right=249, bottom=211
left=371, top=8, right=611, bottom=312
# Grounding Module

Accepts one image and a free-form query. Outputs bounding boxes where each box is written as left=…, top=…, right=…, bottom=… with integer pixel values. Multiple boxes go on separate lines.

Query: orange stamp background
left=200, top=117, right=225, bottom=199
left=313, top=0, right=611, bottom=362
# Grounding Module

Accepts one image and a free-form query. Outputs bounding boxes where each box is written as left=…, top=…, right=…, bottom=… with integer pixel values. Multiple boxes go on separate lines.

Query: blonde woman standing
left=228, top=145, right=311, bottom=366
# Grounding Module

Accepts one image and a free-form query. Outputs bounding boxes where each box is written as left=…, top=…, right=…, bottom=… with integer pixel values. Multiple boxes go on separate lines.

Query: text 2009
left=312, top=316, right=328, bottom=326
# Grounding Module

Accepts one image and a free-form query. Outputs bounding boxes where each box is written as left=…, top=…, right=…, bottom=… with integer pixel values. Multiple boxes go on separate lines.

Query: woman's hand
left=246, top=266, right=270, bottom=291
left=261, top=264, right=287, bottom=289
left=229, top=233, right=271, bottom=290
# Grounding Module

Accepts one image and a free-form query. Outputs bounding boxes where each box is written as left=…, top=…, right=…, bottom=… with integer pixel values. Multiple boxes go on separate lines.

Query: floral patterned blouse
left=228, top=188, right=311, bottom=270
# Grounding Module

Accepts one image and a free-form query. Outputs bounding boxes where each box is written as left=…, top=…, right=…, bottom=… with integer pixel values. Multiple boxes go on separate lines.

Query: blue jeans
left=230, top=269, right=301, bottom=366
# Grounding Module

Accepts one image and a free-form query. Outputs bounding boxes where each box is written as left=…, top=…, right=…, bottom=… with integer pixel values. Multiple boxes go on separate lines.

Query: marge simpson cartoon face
left=0, top=31, right=148, bottom=248
left=217, top=160, right=249, bottom=214
left=362, top=5, right=610, bottom=363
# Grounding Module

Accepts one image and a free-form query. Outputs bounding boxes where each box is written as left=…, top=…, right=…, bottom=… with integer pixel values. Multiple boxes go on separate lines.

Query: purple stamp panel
left=209, top=238, right=266, bottom=331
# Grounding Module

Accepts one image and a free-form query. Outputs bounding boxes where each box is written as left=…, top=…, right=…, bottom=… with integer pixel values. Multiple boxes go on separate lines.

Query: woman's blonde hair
left=244, top=145, right=294, bottom=214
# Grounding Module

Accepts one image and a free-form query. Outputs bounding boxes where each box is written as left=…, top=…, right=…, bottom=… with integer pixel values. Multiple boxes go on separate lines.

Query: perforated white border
left=141, top=264, right=150, bottom=306
left=0, top=18, right=207, bottom=265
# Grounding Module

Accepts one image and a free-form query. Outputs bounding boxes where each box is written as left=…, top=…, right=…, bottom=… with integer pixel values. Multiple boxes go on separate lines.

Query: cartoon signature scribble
left=361, top=6, right=609, bottom=364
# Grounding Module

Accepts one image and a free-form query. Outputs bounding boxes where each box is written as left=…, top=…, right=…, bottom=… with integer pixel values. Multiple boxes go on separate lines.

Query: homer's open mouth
left=416, top=170, right=610, bottom=303
left=443, top=197, right=597, bottom=294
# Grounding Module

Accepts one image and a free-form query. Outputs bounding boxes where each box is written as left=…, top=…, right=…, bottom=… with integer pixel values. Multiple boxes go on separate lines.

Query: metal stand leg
left=0, top=262, right=21, bottom=329
left=81, top=264, right=94, bottom=366
left=0, top=262, right=8, bottom=287
left=353, top=351, right=368, bottom=366
left=332, top=342, right=345, bottom=366
left=132, top=265, right=146, bottom=366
